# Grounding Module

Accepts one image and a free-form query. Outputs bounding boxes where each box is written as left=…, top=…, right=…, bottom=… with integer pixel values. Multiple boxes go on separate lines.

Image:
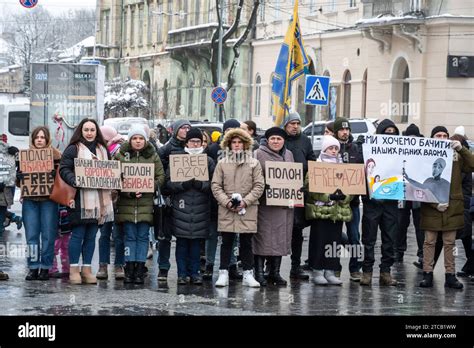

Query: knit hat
left=100, top=125, right=118, bottom=142
left=223, top=119, right=241, bottom=133
left=265, top=127, right=287, bottom=140
left=211, top=130, right=222, bottom=143
left=333, top=117, right=351, bottom=133
left=403, top=123, right=421, bottom=137
left=282, top=112, right=302, bottom=128
left=128, top=125, right=148, bottom=142
left=430, top=126, right=449, bottom=138
left=172, top=119, right=192, bottom=138
left=321, top=135, right=340, bottom=153
left=454, top=125, right=465, bottom=137
left=185, top=127, right=204, bottom=143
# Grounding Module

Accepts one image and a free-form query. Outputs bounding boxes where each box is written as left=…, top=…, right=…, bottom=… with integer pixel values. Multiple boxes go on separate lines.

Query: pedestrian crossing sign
left=304, top=75, right=330, bottom=106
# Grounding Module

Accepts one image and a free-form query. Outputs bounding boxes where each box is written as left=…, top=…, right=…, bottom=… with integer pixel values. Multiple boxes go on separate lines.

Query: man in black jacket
left=156, top=119, right=191, bottom=281
left=333, top=117, right=364, bottom=282
left=284, top=112, right=316, bottom=280
left=360, top=119, right=400, bottom=286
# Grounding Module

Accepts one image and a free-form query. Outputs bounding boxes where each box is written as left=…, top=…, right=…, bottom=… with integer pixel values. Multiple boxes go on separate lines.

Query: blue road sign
left=211, top=86, right=227, bottom=105
left=304, top=75, right=330, bottom=106
left=19, top=0, right=38, bottom=8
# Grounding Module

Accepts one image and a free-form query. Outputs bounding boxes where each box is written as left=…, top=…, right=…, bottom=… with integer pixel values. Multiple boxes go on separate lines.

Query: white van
left=103, top=117, right=149, bottom=135
left=0, top=94, right=30, bottom=149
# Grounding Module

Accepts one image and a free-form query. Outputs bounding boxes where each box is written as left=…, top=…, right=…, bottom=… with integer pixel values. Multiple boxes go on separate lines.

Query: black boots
left=290, top=265, right=310, bottom=280
left=267, top=256, right=287, bottom=286
left=38, top=269, right=49, bottom=281
left=254, top=255, right=267, bottom=286
left=134, top=262, right=146, bottom=284
left=124, top=262, right=136, bottom=284
left=202, top=264, right=214, bottom=280
left=445, top=273, right=463, bottom=289
left=419, top=272, right=433, bottom=288
left=229, top=264, right=243, bottom=280
left=25, top=269, right=39, bottom=281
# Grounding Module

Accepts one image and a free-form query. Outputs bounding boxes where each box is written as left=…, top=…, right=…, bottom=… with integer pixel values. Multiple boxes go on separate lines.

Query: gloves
left=7, top=146, right=19, bottom=156
left=437, top=203, right=449, bottom=212
left=299, top=186, right=308, bottom=193
left=182, top=178, right=195, bottom=190
left=16, top=172, right=25, bottom=181
left=0, top=183, right=5, bottom=192
left=450, top=140, right=462, bottom=151
left=329, top=189, right=346, bottom=201
left=356, top=135, right=365, bottom=145
left=192, top=179, right=203, bottom=190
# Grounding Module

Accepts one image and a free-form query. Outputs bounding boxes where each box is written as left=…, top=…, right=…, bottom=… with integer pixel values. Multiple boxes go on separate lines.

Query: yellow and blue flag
left=271, top=0, right=311, bottom=127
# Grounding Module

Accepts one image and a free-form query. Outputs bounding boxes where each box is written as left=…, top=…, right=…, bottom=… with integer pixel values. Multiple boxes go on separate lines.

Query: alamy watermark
left=0, top=242, right=39, bottom=261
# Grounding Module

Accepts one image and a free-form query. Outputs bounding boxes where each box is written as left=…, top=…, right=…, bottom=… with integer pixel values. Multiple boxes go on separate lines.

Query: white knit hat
left=454, top=125, right=465, bottom=137
left=321, top=135, right=340, bottom=153
left=128, top=125, right=148, bottom=142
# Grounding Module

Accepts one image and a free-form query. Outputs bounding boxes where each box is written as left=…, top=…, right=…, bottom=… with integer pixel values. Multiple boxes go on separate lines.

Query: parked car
left=103, top=117, right=149, bottom=135
left=0, top=94, right=30, bottom=150
left=189, top=121, right=223, bottom=136
left=303, top=118, right=378, bottom=153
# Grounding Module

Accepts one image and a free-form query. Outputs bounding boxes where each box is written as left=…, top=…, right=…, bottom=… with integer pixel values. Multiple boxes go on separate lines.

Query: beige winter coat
left=211, top=128, right=265, bottom=233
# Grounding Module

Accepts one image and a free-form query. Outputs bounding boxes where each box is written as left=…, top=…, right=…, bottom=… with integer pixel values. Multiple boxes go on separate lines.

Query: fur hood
left=220, top=128, right=254, bottom=151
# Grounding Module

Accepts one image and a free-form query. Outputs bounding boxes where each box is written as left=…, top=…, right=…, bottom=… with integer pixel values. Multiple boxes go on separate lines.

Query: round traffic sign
left=211, top=86, right=227, bottom=105
left=19, top=0, right=38, bottom=8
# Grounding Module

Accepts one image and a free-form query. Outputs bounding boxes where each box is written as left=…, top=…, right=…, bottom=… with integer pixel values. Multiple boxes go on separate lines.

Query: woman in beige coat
left=211, top=128, right=265, bottom=287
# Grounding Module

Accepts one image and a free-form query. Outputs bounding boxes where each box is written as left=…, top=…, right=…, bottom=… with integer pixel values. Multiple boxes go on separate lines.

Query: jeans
left=99, top=222, right=125, bottom=266
left=219, top=233, right=254, bottom=271
left=346, top=205, right=362, bottom=273
left=176, top=237, right=202, bottom=277
left=124, top=222, right=150, bottom=263
left=69, top=223, right=99, bottom=265
left=205, top=219, right=218, bottom=266
left=22, top=199, right=58, bottom=269
left=361, top=199, right=398, bottom=273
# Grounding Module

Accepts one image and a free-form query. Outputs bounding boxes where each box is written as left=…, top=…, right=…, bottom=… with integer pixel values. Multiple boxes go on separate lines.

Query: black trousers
left=308, top=219, right=343, bottom=271
left=396, top=203, right=423, bottom=259
left=291, top=226, right=304, bottom=268
left=219, top=233, right=254, bottom=271
left=361, top=199, right=399, bottom=273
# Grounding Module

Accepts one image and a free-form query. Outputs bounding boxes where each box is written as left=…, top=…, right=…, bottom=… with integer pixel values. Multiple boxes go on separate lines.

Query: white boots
left=242, top=270, right=260, bottom=288
left=215, top=270, right=229, bottom=287
left=312, top=270, right=342, bottom=285
left=215, top=269, right=260, bottom=288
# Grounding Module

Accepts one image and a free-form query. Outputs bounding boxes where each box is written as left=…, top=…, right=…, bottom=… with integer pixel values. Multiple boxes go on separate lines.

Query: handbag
left=153, top=186, right=172, bottom=241
left=49, top=169, right=77, bottom=207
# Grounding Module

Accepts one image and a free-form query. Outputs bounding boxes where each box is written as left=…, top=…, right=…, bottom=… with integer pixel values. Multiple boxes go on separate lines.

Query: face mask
left=185, top=147, right=204, bottom=155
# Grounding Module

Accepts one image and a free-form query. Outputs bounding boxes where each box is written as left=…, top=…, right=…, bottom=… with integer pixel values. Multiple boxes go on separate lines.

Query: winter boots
left=290, top=265, right=310, bottom=280
left=419, top=272, right=433, bottom=288
left=267, top=256, right=287, bottom=286
left=134, top=262, right=146, bottom=284
left=124, top=262, right=136, bottom=284
left=445, top=273, right=463, bottom=289
left=242, top=270, right=260, bottom=287
left=81, top=266, right=97, bottom=284
left=324, top=270, right=342, bottom=285
left=96, top=264, right=108, bottom=280
left=254, top=256, right=267, bottom=286
left=69, top=266, right=82, bottom=285
left=379, top=272, right=398, bottom=286
left=360, top=272, right=372, bottom=286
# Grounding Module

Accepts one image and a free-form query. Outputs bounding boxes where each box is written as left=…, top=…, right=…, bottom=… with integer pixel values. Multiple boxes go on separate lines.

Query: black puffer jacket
left=285, top=131, right=316, bottom=229
left=376, top=119, right=400, bottom=135
left=158, top=136, right=186, bottom=171
left=165, top=150, right=215, bottom=239
left=59, top=140, right=111, bottom=227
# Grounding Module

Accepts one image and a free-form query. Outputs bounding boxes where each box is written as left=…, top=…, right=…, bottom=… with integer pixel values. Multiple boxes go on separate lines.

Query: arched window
left=188, top=74, right=195, bottom=117
left=176, top=77, right=182, bottom=115
left=255, top=74, right=262, bottom=117
left=343, top=70, right=351, bottom=117
left=163, top=79, right=168, bottom=117
left=361, top=69, right=368, bottom=118
left=391, top=57, right=410, bottom=123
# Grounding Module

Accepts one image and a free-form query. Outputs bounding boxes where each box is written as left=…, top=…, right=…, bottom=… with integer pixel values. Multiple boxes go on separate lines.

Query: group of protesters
left=0, top=113, right=473, bottom=291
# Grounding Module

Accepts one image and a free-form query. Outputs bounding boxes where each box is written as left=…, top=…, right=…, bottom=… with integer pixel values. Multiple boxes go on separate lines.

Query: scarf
left=77, top=142, right=114, bottom=225
left=184, top=147, right=204, bottom=155
left=317, top=152, right=342, bottom=164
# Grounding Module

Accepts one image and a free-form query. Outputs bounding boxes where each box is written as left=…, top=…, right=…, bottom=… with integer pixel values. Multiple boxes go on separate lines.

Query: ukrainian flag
left=271, top=0, right=311, bottom=127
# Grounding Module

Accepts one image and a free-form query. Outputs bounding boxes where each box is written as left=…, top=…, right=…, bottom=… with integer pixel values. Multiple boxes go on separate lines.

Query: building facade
left=251, top=0, right=474, bottom=137
left=96, top=0, right=255, bottom=122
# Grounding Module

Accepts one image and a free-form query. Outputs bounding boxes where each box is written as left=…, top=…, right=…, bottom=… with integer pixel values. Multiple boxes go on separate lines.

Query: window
left=361, top=69, right=367, bottom=118
left=411, top=0, right=422, bottom=12
left=343, top=70, right=351, bottom=117
left=167, top=0, right=173, bottom=32
left=130, top=8, right=135, bottom=46
left=102, top=10, right=110, bottom=45
left=222, top=0, right=228, bottom=25
left=9, top=112, right=29, bottom=136
left=274, top=0, right=281, bottom=20
left=194, top=0, right=200, bottom=26
left=328, top=0, right=336, bottom=12
left=123, top=9, right=128, bottom=47
left=208, top=0, right=215, bottom=22
left=147, top=3, right=153, bottom=45
left=402, top=66, right=410, bottom=123
left=259, top=0, right=265, bottom=22
left=255, top=74, right=262, bottom=116
left=200, top=78, right=207, bottom=117
left=188, top=74, right=195, bottom=117
left=391, top=57, right=410, bottom=123
left=139, top=6, right=144, bottom=45
left=163, top=79, right=168, bottom=116
left=309, top=0, right=317, bottom=14
left=349, top=0, right=357, bottom=8
left=176, top=78, right=182, bottom=115
left=157, top=1, right=163, bottom=43
left=182, top=0, right=188, bottom=27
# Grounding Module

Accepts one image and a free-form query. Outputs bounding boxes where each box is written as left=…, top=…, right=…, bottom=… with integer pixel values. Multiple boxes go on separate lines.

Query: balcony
left=166, top=23, right=230, bottom=51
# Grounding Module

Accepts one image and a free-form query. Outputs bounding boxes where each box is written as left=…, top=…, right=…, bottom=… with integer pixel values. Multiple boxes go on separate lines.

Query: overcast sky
left=2, top=0, right=97, bottom=16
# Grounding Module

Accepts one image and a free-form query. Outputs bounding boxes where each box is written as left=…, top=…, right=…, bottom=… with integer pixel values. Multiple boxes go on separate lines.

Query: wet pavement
left=1, top=198, right=473, bottom=316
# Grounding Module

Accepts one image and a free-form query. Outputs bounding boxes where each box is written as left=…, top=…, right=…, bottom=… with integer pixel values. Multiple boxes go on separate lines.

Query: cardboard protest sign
left=20, top=172, right=55, bottom=197
left=19, top=149, right=54, bottom=173
left=121, top=163, right=155, bottom=193
left=0, top=152, right=17, bottom=186
left=170, top=154, right=209, bottom=182
left=265, top=162, right=304, bottom=207
left=308, top=161, right=366, bottom=195
left=362, top=135, right=453, bottom=203
left=74, top=159, right=122, bottom=189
